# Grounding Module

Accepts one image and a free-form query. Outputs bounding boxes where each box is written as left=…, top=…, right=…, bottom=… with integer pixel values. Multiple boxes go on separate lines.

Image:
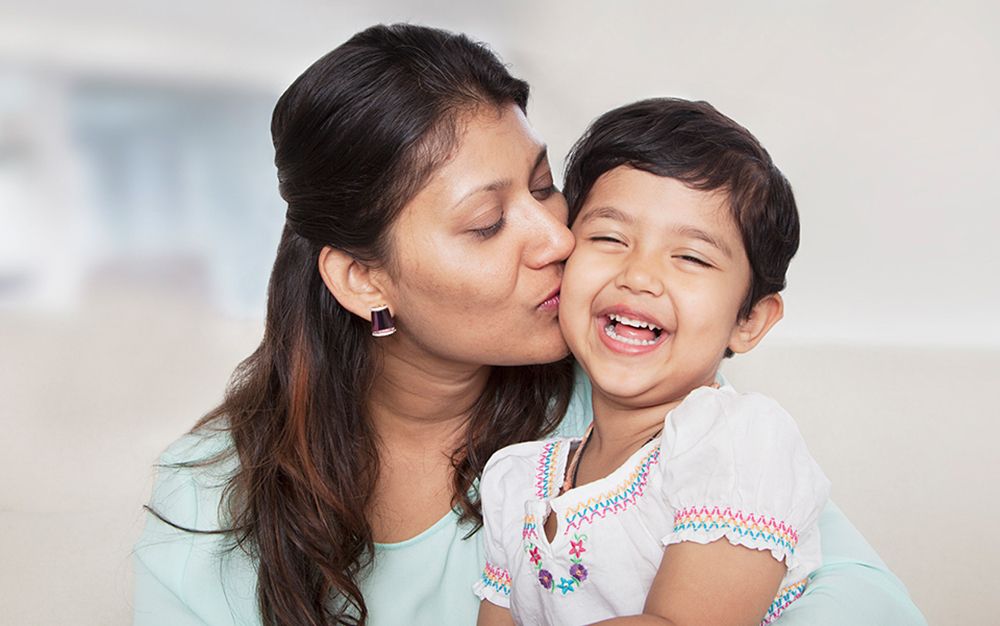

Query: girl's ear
left=728, top=293, right=784, bottom=355
left=318, top=246, right=394, bottom=321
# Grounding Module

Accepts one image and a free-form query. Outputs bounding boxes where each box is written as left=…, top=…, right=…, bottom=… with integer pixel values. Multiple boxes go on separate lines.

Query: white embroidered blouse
left=473, top=386, right=831, bottom=626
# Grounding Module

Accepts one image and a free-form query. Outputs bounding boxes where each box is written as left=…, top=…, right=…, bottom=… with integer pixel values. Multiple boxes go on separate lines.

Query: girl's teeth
left=609, top=313, right=660, bottom=331
left=604, top=323, right=660, bottom=346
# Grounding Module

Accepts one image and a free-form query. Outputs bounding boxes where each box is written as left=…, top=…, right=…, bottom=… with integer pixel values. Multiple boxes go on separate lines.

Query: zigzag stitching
left=761, top=579, right=807, bottom=624
left=672, top=505, right=799, bottom=553
left=562, top=445, right=660, bottom=533
left=523, top=513, right=538, bottom=540
left=481, top=561, right=512, bottom=596
left=534, top=440, right=564, bottom=499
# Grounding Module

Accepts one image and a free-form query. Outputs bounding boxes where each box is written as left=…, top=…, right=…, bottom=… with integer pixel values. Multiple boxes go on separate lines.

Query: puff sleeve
left=659, top=386, right=831, bottom=585
left=473, top=446, right=524, bottom=608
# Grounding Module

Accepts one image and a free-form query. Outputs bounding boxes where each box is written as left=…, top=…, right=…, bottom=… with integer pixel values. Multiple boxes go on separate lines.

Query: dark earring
left=371, top=305, right=395, bottom=337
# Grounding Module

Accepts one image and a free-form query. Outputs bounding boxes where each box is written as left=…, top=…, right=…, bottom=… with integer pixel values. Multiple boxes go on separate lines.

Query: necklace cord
left=562, top=424, right=662, bottom=493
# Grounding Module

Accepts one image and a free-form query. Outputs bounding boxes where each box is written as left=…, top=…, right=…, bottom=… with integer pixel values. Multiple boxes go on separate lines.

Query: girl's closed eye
left=589, top=233, right=626, bottom=245
left=676, top=253, right=713, bottom=268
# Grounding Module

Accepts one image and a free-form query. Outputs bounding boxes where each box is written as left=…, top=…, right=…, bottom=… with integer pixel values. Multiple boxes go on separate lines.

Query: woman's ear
left=317, top=246, right=393, bottom=321
left=728, top=293, right=784, bottom=355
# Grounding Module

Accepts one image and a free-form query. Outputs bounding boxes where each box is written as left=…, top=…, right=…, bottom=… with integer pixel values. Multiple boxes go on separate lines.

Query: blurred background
left=1, top=0, right=996, bottom=624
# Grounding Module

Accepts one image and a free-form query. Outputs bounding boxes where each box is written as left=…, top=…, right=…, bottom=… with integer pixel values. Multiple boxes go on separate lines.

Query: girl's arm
left=590, top=539, right=785, bottom=626
left=478, top=600, right=517, bottom=626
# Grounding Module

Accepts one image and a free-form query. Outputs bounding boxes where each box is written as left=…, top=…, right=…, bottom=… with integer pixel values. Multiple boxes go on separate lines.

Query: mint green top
left=133, top=373, right=925, bottom=625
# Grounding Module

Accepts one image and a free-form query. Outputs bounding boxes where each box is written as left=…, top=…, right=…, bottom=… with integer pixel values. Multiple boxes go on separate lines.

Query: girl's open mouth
left=603, top=313, right=663, bottom=346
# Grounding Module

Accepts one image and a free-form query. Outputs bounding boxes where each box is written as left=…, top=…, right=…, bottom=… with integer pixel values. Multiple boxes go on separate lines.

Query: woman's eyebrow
left=455, top=147, right=550, bottom=205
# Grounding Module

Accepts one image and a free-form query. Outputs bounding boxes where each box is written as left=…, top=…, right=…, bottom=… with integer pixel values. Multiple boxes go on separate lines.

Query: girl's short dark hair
left=564, top=98, right=800, bottom=325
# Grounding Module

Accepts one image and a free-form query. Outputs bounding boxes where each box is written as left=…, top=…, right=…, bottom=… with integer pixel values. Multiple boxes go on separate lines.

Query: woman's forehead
left=412, top=105, right=548, bottom=214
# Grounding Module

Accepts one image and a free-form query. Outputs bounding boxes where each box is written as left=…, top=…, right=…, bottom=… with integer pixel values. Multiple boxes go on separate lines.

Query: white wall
left=1, top=1, right=996, bottom=624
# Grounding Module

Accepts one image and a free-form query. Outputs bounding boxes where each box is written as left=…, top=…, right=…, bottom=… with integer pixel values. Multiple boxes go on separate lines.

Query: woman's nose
left=524, top=196, right=575, bottom=268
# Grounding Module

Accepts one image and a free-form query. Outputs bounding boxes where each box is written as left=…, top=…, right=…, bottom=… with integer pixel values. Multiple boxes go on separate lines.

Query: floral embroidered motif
left=562, top=444, right=661, bottom=533
left=538, top=569, right=554, bottom=590
left=481, top=561, right=512, bottom=596
left=761, top=579, right=807, bottom=624
left=534, top=440, right=566, bottom=499
left=566, top=533, right=588, bottom=590
left=672, top=506, right=799, bottom=554
left=524, top=531, right=590, bottom=594
left=569, top=538, right=586, bottom=559
left=528, top=546, right=541, bottom=565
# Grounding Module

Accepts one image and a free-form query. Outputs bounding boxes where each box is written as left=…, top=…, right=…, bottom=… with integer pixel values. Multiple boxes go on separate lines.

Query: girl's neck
left=592, top=398, right=678, bottom=462
left=573, top=388, right=691, bottom=488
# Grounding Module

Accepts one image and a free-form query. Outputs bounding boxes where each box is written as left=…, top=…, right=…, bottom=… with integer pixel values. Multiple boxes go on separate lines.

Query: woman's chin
left=509, top=335, right=571, bottom=366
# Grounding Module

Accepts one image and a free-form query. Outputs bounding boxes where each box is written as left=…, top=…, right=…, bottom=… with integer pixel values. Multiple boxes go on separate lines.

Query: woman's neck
left=364, top=342, right=491, bottom=543
left=368, top=344, right=490, bottom=444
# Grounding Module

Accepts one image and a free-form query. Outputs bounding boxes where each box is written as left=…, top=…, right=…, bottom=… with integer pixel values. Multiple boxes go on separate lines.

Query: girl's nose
left=615, top=252, right=664, bottom=297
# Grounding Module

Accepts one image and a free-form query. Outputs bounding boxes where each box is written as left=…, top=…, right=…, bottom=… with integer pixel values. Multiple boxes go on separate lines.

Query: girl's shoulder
left=481, top=436, right=578, bottom=509
left=663, top=385, right=803, bottom=456
left=483, top=436, right=574, bottom=481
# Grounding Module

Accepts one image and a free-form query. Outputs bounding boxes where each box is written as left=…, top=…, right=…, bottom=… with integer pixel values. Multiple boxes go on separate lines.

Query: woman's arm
left=776, top=501, right=926, bottom=626
left=591, top=539, right=786, bottom=626
left=133, top=431, right=256, bottom=626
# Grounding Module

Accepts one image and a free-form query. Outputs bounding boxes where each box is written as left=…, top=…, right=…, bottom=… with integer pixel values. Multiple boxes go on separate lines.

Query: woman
left=133, top=23, right=925, bottom=626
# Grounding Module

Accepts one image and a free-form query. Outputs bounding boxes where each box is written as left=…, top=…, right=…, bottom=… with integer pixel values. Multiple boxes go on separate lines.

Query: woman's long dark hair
left=179, top=24, right=573, bottom=626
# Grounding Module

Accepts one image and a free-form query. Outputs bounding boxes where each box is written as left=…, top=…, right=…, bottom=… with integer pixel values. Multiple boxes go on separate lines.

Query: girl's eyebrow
left=674, top=225, right=734, bottom=258
left=577, top=205, right=635, bottom=226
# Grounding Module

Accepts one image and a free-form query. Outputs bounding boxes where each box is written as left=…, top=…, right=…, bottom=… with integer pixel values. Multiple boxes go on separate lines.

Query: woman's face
left=379, top=104, right=574, bottom=368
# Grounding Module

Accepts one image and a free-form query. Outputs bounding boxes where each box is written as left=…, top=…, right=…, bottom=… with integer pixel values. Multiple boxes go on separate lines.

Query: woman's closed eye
left=472, top=214, right=505, bottom=239
left=531, top=184, right=558, bottom=201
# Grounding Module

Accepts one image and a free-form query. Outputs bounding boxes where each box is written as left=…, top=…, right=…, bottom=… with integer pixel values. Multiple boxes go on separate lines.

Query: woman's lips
left=538, top=289, right=560, bottom=312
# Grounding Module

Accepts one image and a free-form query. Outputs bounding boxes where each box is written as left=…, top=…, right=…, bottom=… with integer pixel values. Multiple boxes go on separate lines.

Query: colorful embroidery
left=672, top=506, right=799, bottom=554
left=761, top=579, right=807, bottom=624
left=534, top=440, right=565, bottom=499
left=569, top=537, right=586, bottom=559
left=481, top=561, right=512, bottom=596
left=562, top=444, right=661, bottom=533
left=524, top=532, right=589, bottom=594
left=538, top=568, right=554, bottom=590
left=523, top=513, right=539, bottom=540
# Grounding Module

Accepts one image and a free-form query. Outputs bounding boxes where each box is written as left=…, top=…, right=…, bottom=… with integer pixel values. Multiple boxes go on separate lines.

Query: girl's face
left=559, top=166, right=752, bottom=409
left=380, top=104, right=574, bottom=368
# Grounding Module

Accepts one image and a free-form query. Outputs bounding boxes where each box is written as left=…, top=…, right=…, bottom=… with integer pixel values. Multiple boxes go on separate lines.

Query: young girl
left=474, top=98, right=831, bottom=626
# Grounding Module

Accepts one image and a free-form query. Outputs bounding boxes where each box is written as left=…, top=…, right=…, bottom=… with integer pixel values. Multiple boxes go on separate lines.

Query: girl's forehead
left=579, top=168, right=734, bottom=227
